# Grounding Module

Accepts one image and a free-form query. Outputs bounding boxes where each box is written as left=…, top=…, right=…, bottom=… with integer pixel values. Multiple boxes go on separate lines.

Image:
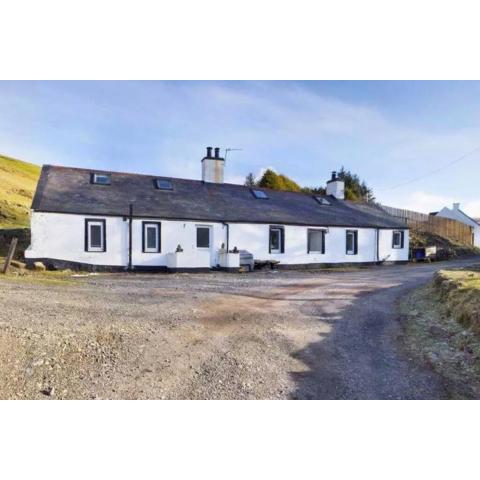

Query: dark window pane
left=146, top=226, right=157, bottom=249
left=90, top=225, right=102, bottom=247
left=393, top=231, right=402, bottom=247
left=270, top=229, right=280, bottom=250
left=308, top=231, right=323, bottom=252
left=156, top=179, right=173, bottom=190
left=93, top=173, right=110, bottom=185
left=197, top=227, right=210, bottom=248
left=346, top=231, right=354, bottom=253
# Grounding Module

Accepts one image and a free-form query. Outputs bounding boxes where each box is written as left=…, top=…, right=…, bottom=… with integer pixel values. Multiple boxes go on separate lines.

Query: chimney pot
left=453, top=202, right=460, bottom=210
left=202, top=146, right=224, bottom=183
left=332, top=171, right=337, bottom=181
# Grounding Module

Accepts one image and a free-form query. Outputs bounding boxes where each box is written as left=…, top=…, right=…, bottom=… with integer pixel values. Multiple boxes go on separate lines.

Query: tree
left=302, top=186, right=326, bottom=195
left=246, top=166, right=374, bottom=202
left=244, top=172, right=257, bottom=187
left=337, top=167, right=375, bottom=202
left=257, top=169, right=302, bottom=192
left=278, top=174, right=302, bottom=192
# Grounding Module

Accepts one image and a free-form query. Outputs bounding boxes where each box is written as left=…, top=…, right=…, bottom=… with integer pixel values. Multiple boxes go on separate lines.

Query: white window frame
left=307, top=229, right=325, bottom=254
left=346, top=230, right=357, bottom=255
left=270, top=227, right=282, bottom=254
left=85, top=219, right=105, bottom=252
left=392, top=230, right=403, bottom=249
left=143, top=222, right=161, bottom=253
left=196, top=225, right=211, bottom=249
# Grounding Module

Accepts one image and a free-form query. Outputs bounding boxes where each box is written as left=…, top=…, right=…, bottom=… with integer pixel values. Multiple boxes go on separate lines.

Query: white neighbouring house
left=433, top=203, right=480, bottom=248
left=25, top=147, right=409, bottom=271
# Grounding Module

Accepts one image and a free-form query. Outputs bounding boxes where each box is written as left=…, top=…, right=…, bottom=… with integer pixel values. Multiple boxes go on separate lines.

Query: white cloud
left=395, top=191, right=455, bottom=214
left=464, top=200, right=480, bottom=218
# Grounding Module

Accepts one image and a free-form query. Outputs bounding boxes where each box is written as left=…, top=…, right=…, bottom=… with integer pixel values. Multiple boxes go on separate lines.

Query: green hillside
left=0, top=154, right=41, bottom=228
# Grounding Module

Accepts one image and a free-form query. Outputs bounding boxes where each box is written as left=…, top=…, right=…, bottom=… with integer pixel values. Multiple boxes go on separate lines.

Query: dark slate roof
left=31, top=165, right=407, bottom=229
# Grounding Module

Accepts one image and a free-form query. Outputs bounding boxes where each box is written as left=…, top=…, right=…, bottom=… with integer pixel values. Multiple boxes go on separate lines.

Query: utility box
left=412, top=246, right=437, bottom=262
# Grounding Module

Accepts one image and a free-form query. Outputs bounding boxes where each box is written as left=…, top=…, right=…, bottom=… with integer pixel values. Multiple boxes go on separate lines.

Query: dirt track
left=1, top=258, right=478, bottom=399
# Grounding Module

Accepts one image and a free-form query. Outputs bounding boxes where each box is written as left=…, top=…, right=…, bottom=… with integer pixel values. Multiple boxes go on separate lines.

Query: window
left=269, top=226, right=285, bottom=254
left=85, top=219, right=106, bottom=252
left=314, top=196, right=331, bottom=206
left=196, top=226, right=210, bottom=248
left=251, top=189, right=268, bottom=199
left=142, top=222, right=161, bottom=253
left=392, top=230, right=404, bottom=249
left=346, top=230, right=358, bottom=255
left=155, top=179, right=173, bottom=190
left=308, top=229, right=325, bottom=254
left=91, top=173, right=111, bottom=185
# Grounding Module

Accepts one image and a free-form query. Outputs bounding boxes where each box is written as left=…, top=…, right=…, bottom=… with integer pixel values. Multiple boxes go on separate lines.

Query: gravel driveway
left=1, top=258, right=478, bottom=399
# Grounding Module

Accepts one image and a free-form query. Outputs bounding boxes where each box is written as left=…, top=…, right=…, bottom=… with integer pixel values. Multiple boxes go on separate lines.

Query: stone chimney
left=453, top=202, right=460, bottom=210
left=326, top=171, right=345, bottom=200
left=201, top=146, right=224, bottom=183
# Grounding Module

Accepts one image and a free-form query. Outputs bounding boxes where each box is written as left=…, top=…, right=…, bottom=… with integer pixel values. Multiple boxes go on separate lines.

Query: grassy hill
left=0, top=154, right=41, bottom=228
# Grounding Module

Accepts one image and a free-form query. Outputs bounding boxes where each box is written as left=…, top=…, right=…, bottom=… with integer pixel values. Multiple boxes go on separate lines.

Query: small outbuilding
left=432, top=203, right=480, bottom=248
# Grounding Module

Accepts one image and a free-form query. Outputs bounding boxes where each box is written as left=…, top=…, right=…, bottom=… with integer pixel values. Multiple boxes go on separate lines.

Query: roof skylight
left=251, top=189, right=268, bottom=199
left=314, top=196, right=331, bottom=205
left=91, top=173, right=111, bottom=185
left=155, top=179, right=173, bottom=190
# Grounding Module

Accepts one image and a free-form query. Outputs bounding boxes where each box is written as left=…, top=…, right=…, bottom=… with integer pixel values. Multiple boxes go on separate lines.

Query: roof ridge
left=458, top=208, right=480, bottom=226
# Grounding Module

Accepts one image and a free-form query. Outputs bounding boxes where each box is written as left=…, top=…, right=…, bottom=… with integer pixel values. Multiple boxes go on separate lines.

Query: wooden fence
left=379, top=205, right=473, bottom=245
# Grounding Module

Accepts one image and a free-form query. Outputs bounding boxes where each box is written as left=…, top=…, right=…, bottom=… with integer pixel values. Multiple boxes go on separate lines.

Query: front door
left=196, top=225, right=214, bottom=266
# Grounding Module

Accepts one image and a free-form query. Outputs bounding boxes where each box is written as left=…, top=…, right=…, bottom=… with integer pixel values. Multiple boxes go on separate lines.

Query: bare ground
left=1, top=258, right=479, bottom=399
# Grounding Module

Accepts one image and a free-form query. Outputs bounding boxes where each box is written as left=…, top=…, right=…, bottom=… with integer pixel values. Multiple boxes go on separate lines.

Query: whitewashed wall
left=378, top=229, right=409, bottom=262
left=26, top=211, right=128, bottom=266
left=27, top=212, right=227, bottom=268
left=26, top=212, right=409, bottom=267
left=131, top=218, right=226, bottom=268
left=228, top=224, right=408, bottom=264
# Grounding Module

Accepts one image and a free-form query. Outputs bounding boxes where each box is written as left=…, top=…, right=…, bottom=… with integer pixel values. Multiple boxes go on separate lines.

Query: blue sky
left=1, top=80, right=479, bottom=216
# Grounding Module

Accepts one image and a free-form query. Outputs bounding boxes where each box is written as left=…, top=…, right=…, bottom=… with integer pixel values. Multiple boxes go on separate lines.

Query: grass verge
left=401, top=266, right=480, bottom=399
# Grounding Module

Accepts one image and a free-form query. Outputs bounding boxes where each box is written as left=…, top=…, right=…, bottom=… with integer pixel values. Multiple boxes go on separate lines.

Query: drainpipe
left=128, top=204, right=133, bottom=271
left=376, top=228, right=380, bottom=263
left=222, top=222, right=229, bottom=252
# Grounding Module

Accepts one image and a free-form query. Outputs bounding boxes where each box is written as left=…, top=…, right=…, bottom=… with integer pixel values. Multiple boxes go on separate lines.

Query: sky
left=0, top=80, right=480, bottom=216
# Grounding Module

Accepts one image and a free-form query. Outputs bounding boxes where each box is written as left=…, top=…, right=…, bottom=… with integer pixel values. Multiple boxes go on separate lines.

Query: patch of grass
left=0, top=154, right=41, bottom=228
left=401, top=267, right=480, bottom=398
left=0, top=258, right=83, bottom=285
left=434, top=268, right=480, bottom=333
left=1, top=271, right=77, bottom=286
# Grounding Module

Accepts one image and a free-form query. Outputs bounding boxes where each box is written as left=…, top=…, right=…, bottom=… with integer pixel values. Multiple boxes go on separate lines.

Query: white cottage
left=433, top=203, right=480, bottom=248
left=25, top=147, right=409, bottom=271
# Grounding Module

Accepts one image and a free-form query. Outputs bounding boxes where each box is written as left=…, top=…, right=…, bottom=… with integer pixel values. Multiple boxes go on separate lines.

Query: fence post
left=2, top=237, right=18, bottom=274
